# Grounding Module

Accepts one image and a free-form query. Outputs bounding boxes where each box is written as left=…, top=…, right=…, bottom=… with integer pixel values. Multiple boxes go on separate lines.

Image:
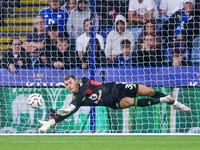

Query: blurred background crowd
left=0, top=0, right=199, bottom=73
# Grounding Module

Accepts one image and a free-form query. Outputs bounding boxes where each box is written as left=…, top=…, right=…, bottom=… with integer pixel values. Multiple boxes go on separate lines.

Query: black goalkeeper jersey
left=55, top=77, right=138, bottom=123
left=70, top=77, right=118, bottom=109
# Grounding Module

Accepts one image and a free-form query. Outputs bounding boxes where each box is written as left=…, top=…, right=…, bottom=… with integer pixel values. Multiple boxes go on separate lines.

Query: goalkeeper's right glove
left=38, top=119, right=55, bottom=133
left=57, top=104, right=76, bottom=116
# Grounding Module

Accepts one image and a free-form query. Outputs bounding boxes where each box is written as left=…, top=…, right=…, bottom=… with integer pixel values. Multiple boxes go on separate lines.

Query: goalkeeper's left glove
left=38, top=119, right=55, bottom=133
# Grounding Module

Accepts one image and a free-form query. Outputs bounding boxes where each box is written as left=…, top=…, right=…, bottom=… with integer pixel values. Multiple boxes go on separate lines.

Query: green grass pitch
left=0, top=135, right=200, bottom=150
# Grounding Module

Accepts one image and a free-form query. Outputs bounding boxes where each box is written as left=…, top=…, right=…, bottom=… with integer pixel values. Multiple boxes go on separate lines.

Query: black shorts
left=114, top=83, right=139, bottom=109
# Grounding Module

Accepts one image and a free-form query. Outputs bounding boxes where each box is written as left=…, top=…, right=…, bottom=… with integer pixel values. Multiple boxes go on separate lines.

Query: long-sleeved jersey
left=55, top=77, right=138, bottom=123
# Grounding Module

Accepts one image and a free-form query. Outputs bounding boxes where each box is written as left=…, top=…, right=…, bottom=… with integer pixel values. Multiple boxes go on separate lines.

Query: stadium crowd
left=0, top=0, right=199, bottom=72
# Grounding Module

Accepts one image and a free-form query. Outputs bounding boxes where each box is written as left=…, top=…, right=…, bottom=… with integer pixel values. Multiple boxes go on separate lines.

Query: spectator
left=133, top=33, right=164, bottom=67
left=66, top=0, right=99, bottom=41
left=22, top=16, right=48, bottom=62
left=137, top=19, right=162, bottom=50
left=96, top=0, right=129, bottom=30
left=96, top=0, right=118, bottom=30
left=82, top=38, right=107, bottom=69
left=114, top=39, right=136, bottom=67
left=76, top=18, right=104, bottom=62
left=127, top=0, right=159, bottom=28
left=50, top=34, right=77, bottom=69
left=39, top=0, right=68, bottom=32
left=1, top=38, right=31, bottom=72
left=39, top=24, right=60, bottom=67
left=60, top=0, right=68, bottom=6
left=159, top=0, right=200, bottom=51
left=168, top=48, right=192, bottom=66
left=159, top=0, right=183, bottom=22
left=105, top=14, right=135, bottom=63
left=61, top=0, right=77, bottom=14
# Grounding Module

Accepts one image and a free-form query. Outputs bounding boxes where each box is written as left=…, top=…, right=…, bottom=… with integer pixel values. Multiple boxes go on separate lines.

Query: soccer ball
left=28, top=93, right=43, bottom=109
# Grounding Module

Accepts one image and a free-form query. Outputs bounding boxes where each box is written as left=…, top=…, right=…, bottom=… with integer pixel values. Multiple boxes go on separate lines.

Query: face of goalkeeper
left=64, top=77, right=79, bottom=93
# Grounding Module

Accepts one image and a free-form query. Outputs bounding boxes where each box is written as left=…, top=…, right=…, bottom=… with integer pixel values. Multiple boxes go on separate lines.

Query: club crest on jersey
left=88, top=92, right=103, bottom=104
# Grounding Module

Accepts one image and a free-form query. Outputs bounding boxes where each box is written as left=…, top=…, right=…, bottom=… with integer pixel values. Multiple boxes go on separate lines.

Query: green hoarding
left=0, top=87, right=199, bottom=134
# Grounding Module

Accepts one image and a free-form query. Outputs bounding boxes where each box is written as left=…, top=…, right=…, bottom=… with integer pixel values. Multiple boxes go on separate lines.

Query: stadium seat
left=191, top=48, right=200, bottom=65
left=128, top=27, right=143, bottom=43
left=191, top=37, right=200, bottom=65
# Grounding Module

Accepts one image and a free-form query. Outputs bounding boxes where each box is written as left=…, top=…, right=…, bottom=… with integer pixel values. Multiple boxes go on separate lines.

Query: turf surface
left=0, top=135, right=200, bottom=150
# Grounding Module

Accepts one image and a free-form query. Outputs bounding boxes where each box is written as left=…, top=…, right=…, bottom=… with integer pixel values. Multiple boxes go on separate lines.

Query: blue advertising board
left=0, top=67, right=199, bottom=87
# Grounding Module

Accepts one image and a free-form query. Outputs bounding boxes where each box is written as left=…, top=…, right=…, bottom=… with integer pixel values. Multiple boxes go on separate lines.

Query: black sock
left=151, top=91, right=166, bottom=98
left=151, top=91, right=175, bottom=105
left=134, top=98, right=161, bottom=107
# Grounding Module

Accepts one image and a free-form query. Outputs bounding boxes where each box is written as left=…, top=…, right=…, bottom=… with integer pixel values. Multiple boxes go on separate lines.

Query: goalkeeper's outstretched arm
left=38, top=104, right=80, bottom=133
left=55, top=104, right=80, bottom=122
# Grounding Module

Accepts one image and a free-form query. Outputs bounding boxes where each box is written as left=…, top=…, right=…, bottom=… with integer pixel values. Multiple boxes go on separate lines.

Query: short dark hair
left=144, top=19, right=157, bottom=31
left=10, top=37, right=21, bottom=45
left=58, top=33, right=69, bottom=43
left=64, top=75, right=76, bottom=81
left=172, top=48, right=183, bottom=55
left=78, top=0, right=88, bottom=4
left=116, top=20, right=125, bottom=25
left=83, top=18, right=93, bottom=26
left=143, top=32, right=156, bottom=42
left=120, top=39, right=131, bottom=46
left=48, top=23, right=59, bottom=31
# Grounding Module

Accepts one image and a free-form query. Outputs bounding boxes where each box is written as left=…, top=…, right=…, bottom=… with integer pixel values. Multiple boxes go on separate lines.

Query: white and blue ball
left=28, top=93, right=43, bottom=109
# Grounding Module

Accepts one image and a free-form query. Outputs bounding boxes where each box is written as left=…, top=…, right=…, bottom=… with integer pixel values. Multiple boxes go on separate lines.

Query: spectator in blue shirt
left=39, top=0, right=69, bottom=32
left=159, top=0, right=200, bottom=51
left=114, top=39, right=136, bottom=67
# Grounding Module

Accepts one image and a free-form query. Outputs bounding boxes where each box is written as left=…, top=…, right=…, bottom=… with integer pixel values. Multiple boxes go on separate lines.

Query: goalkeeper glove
left=57, top=104, right=76, bottom=116
left=38, top=119, right=55, bottom=133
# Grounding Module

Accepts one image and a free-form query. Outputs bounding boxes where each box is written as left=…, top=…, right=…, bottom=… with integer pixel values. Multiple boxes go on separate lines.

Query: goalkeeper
left=38, top=75, right=190, bottom=133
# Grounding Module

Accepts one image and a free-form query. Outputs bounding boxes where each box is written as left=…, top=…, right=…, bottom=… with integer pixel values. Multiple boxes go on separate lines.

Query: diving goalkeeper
left=38, top=75, right=190, bottom=133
